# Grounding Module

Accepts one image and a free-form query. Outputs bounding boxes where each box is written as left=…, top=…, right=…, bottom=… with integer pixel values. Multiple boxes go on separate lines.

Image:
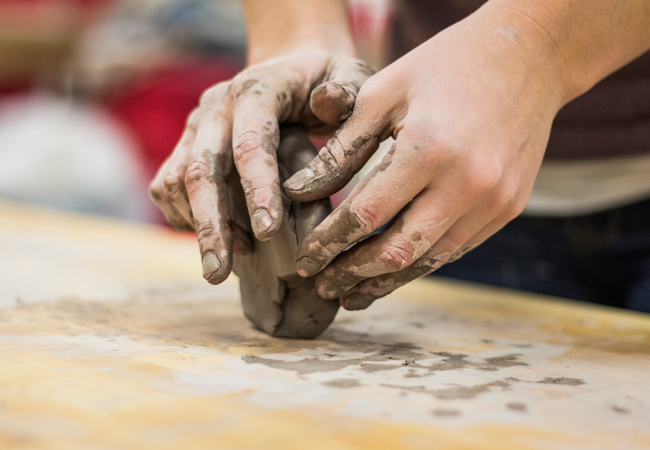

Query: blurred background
left=0, top=0, right=391, bottom=223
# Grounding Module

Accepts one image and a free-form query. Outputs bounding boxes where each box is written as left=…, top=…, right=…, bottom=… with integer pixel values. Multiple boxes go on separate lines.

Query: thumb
left=310, top=56, right=374, bottom=126
left=283, top=107, right=385, bottom=203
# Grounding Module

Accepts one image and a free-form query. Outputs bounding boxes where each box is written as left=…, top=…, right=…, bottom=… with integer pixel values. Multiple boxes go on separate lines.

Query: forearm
left=479, top=0, right=650, bottom=104
left=243, top=0, right=355, bottom=65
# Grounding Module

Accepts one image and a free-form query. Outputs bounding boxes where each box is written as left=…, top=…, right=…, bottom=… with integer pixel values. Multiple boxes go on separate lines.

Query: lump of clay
left=228, top=126, right=339, bottom=339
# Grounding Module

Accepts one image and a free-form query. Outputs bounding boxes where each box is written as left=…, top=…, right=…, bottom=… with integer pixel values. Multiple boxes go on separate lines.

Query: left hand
left=283, top=8, right=567, bottom=310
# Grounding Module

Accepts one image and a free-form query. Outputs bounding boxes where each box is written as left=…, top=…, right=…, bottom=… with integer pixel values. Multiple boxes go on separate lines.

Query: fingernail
left=317, top=280, right=340, bottom=299
left=284, top=168, right=315, bottom=192
left=202, top=252, right=222, bottom=281
left=296, top=257, right=320, bottom=277
left=342, top=292, right=374, bottom=311
left=251, top=209, right=272, bottom=236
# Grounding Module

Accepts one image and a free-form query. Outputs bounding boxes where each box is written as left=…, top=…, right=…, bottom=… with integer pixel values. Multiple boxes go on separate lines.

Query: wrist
left=454, top=2, right=577, bottom=110
left=247, top=25, right=356, bottom=65
left=244, top=0, right=356, bottom=66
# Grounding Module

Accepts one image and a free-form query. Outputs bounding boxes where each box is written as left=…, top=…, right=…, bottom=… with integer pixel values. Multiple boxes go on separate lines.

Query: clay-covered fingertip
left=251, top=208, right=282, bottom=241
left=341, top=292, right=374, bottom=311
left=204, top=268, right=230, bottom=285
left=310, top=82, right=355, bottom=126
left=316, top=279, right=341, bottom=299
left=205, top=273, right=227, bottom=285
left=296, top=256, right=321, bottom=278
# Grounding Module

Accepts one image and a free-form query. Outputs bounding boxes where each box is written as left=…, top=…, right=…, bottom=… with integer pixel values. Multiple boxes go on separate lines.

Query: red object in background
left=107, top=58, right=242, bottom=180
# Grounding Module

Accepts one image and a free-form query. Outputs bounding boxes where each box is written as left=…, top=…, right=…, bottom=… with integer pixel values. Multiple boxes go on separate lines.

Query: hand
left=284, top=10, right=567, bottom=310
left=149, top=51, right=373, bottom=284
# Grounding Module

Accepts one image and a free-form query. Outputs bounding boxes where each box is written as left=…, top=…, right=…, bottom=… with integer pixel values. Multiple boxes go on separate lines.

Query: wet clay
left=228, top=126, right=339, bottom=339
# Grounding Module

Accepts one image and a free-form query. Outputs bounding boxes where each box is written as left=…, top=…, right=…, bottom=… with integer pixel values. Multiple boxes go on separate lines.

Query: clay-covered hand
left=149, top=52, right=373, bottom=285
left=284, top=12, right=567, bottom=310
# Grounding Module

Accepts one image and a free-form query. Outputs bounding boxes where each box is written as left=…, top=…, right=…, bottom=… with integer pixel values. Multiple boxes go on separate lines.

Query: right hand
left=149, top=52, right=374, bottom=285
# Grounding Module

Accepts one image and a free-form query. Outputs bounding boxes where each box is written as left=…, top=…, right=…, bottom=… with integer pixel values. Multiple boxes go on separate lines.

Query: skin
left=151, top=0, right=650, bottom=306
left=149, top=0, right=373, bottom=284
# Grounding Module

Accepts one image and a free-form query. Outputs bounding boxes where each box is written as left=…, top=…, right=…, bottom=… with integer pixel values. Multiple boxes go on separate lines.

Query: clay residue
left=235, top=78, right=260, bottom=98
left=242, top=342, right=423, bottom=375
left=427, top=352, right=529, bottom=372
left=321, top=378, right=362, bottom=388
left=506, top=401, right=527, bottom=412
left=431, top=408, right=461, bottom=417
left=380, top=379, right=511, bottom=400
left=537, top=377, right=585, bottom=386
left=483, top=354, right=530, bottom=369
left=242, top=354, right=357, bottom=375
left=432, top=380, right=511, bottom=400
left=242, top=349, right=531, bottom=377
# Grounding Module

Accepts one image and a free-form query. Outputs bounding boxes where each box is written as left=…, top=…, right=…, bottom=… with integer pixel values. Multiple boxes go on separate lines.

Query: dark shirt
left=389, top=0, right=650, bottom=160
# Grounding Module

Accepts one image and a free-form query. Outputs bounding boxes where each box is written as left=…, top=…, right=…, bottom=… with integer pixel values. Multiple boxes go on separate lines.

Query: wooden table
left=1, top=200, right=649, bottom=450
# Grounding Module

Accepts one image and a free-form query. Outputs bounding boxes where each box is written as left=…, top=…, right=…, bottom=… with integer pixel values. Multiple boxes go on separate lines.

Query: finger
left=295, top=141, right=432, bottom=278
left=338, top=201, right=516, bottom=310
left=186, top=105, right=234, bottom=285
left=150, top=162, right=193, bottom=230
left=284, top=81, right=395, bottom=203
left=313, top=183, right=471, bottom=299
left=149, top=110, right=201, bottom=230
left=339, top=246, right=452, bottom=311
left=231, top=76, right=287, bottom=240
left=310, top=57, right=375, bottom=125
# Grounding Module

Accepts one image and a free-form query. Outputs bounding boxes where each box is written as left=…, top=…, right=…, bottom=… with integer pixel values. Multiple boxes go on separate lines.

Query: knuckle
left=184, top=158, right=213, bottom=186
left=378, top=244, right=413, bottom=272
left=487, top=186, right=515, bottom=212
left=507, top=196, right=528, bottom=220
left=464, top=166, right=502, bottom=197
left=149, top=181, right=164, bottom=203
left=163, top=172, right=184, bottom=195
left=195, top=220, right=216, bottom=242
left=199, top=83, right=228, bottom=109
left=356, top=74, right=381, bottom=101
left=186, top=107, right=201, bottom=127
left=347, top=203, right=382, bottom=235
left=233, top=131, right=267, bottom=163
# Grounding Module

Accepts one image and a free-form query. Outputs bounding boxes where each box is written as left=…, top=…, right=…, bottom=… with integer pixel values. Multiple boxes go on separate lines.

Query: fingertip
left=340, top=292, right=375, bottom=311
left=316, top=279, right=341, bottom=299
left=251, top=208, right=282, bottom=241
left=296, top=256, right=321, bottom=278
left=310, top=81, right=356, bottom=125
left=202, top=251, right=230, bottom=285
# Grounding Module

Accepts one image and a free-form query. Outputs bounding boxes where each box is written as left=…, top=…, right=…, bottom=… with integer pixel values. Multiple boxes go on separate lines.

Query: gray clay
left=228, top=126, right=339, bottom=339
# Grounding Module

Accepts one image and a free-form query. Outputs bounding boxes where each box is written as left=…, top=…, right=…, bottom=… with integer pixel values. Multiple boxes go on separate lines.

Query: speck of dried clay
left=431, top=408, right=461, bottom=417
left=321, top=378, right=362, bottom=388
left=537, top=377, right=585, bottom=386
left=236, top=78, right=259, bottom=98
left=377, top=144, right=396, bottom=171
left=506, top=401, right=527, bottom=412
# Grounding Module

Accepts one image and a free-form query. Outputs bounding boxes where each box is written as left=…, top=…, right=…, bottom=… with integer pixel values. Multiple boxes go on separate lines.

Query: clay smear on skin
left=492, top=26, right=519, bottom=45
left=448, top=241, right=482, bottom=263
left=298, top=146, right=428, bottom=276
left=346, top=250, right=452, bottom=303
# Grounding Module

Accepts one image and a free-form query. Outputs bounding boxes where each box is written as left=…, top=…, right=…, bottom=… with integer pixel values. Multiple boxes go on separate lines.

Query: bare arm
left=488, top=0, right=650, bottom=102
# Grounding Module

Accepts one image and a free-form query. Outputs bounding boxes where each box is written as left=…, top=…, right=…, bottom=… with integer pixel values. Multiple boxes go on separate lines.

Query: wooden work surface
left=1, top=200, right=649, bottom=450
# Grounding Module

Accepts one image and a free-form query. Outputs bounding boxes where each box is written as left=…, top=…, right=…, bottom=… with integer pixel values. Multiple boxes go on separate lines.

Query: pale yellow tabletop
left=0, top=200, right=649, bottom=450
